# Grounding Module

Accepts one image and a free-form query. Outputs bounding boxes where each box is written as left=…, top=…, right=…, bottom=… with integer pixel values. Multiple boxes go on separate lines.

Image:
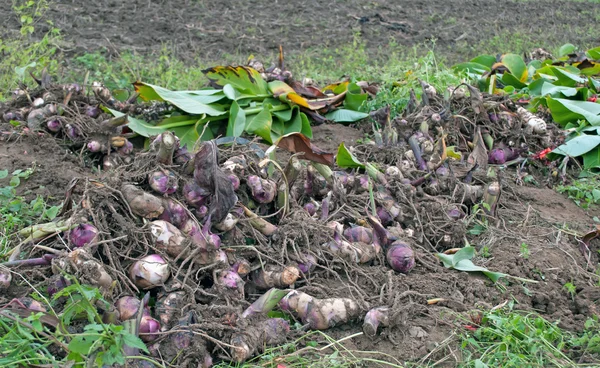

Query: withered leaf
left=289, top=80, right=327, bottom=99
left=275, top=132, right=334, bottom=166
left=467, top=127, right=488, bottom=172
left=194, top=141, right=238, bottom=223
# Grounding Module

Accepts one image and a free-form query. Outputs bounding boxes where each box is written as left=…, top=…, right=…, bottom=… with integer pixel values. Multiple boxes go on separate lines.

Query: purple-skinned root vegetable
left=46, top=275, right=69, bottom=297
left=117, top=140, right=133, bottom=156
left=303, top=201, right=319, bottom=216
left=115, top=296, right=150, bottom=321
left=148, top=170, right=178, bottom=195
left=173, top=145, right=192, bottom=165
left=46, top=119, right=61, bottom=133
left=326, top=234, right=377, bottom=264
left=230, top=317, right=290, bottom=363
left=129, top=254, right=170, bottom=290
left=122, top=184, right=165, bottom=219
left=231, top=259, right=251, bottom=278
left=363, top=307, right=390, bottom=336
left=183, top=181, right=211, bottom=209
left=296, top=253, right=317, bottom=274
left=229, top=174, right=240, bottom=191
left=251, top=265, right=300, bottom=289
left=7, top=297, right=47, bottom=312
left=447, top=207, right=466, bottom=220
left=86, top=105, right=101, bottom=118
left=140, top=314, right=161, bottom=342
left=386, top=241, right=415, bottom=274
left=216, top=269, right=245, bottom=296
left=158, top=198, right=190, bottom=228
left=279, top=290, right=361, bottom=330
left=68, top=223, right=98, bottom=248
left=247, top=175, right=277, bottom=204
left=343, top=226, right=375, bottom=245
left=150, top=220, right=189, bottom=257
left=214, top=212, right=239, bottom=232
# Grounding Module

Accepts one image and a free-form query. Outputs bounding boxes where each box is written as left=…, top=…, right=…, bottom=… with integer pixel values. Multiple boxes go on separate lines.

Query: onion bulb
left=68, top=224, right=98, bottom=248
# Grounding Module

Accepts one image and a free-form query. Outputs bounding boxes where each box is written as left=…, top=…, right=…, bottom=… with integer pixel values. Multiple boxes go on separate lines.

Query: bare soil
left=1, top=0, right=599, bottom=63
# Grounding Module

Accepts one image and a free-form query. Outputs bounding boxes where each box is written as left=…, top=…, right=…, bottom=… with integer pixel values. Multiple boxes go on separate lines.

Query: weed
left=520, top=242, right=530, bottom=259
left=0, top=166, right=61, bottom=258
left=459, top=304, right=573, bottom=367
left=563, top=282, right=577, bottom=300
left=556, top=175, right=600, bottom=209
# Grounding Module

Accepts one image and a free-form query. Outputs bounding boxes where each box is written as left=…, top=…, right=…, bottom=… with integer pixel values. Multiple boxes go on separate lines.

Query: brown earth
left=1, top=0, right=599, bottom=63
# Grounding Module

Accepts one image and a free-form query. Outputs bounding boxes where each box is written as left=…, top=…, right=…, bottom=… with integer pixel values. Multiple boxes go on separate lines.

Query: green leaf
left=558, top=43, right=576, bottom=57
left=344, top=82, right=368, bottom=111
left=245, top=104, right=273, bottom=143
left=43, top=205, right=61, bottom=220
left=539, top=82, right=578, bottom=97
left=552, top=135, right=600, bottom=157
left=283, top=108, right=302, bottom=135
left=121, top=332, right=149, bottom=353
left=227, top=101, right=246, bottom=137
left=436, top=247, right=507, bottom=283
left=452, top=246, right=476, bottom=266
left=106, top=108, right=166, bottom=137
left=9, top=176, right=20, bottom=187
left=203, top=65, right=269, bottom=96
left=453, top=62, right=491, bottom=77
left=499, top=73, right=527, bottom=89
left=471, top=55, right=496, bottom=68
left=501, top=54, right=528, bottom=82
left=300, top=112, right=312, bottom=138
left=68, top=334, right=96, bottom=355
left=550, top=66, right=586, bottom=87
left=325, top=109, right=369, bottom=123
left=134, top=82, right=225, bottom=116
left=0, top=170, right=8, bottom=179
left=336, top=142, right=364, bottom=169
left=582, top=149, right=600, bottom=170
left=14, top=62, right=36, bottom=80
left=547, top=97, right=600, bottom=126
left=587, top=46, right=600, bottom=60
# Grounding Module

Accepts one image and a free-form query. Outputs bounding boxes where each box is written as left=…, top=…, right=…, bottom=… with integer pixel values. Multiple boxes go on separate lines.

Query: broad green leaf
left=134, top=82, right=225, bottom=116
left=68, top=335, right=96, bottom=355
left=203, top=65, right=269, bottom=96
left=271, top=117, right=284, bottom=140
left=272, top=107, right=294, bottom=121
left=106, top=108, right=166, bottom=137
left=300, top=112, right=312, bottom=138
left=501, top=54, right=527, bottom=82
left=283, top=109, right=302, bottom=135
left=583, top=149, right=600, bottom=170
left=322, top=81, right=350, bottom=95
left=227, top=101, right=246, bottom=137
left=539, top=82, right=578, bottom=97
left=580, top=64, right=600, bottom=76
left=550, top=66, right=586, bottom=87
left=528, top=78, right=549, bottom=96
left=471, top=55, right=496, bottom=68
left=171, top=125, right=199, bottom=148
left=121, top=332, right=149, bottom=353
left=344, top=82, right=368, bottom=111
left=325, top=109, right=369, bottom=123
left=453, top=62, right=490, bottom=77
left=245, top=104, right=273, bottom=143
left=547, top=97, right=600, bottom=126
left=336, top=142, right=364, bottom=169
left=558, top=43, right=576, bottom=57
left=589, top=76, right=600, bottom=91
left=552, top=134, right=600, bottom=157
left=14, top=62, right=36, bottom=80
left=587, top=46, right=600, bottom=60
left=223, top=84, right=255, bottom=101
left=452, top=246, right=476, bottom=266
left=499, top=73, right=527, bottom=89
left=0, top=170, right=7, bottom=179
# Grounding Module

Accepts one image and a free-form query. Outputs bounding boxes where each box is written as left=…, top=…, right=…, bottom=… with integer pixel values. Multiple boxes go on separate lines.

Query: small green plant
left=556, top=176, right=600, bottom=209
left=0, top=167, right=61, bottom=257
left=480, top=246, right=492, bottom=258
left=570, top=316, right=600, bottom=359
left=520, top=242, right=530, bottom=259
left=460, top=303, right=573, bottom=367
left=563, top=281, right=577, bottom=300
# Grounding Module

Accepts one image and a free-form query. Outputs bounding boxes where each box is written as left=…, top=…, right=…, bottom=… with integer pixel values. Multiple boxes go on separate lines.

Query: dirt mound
left=1, top=78, right=598, bottom=366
